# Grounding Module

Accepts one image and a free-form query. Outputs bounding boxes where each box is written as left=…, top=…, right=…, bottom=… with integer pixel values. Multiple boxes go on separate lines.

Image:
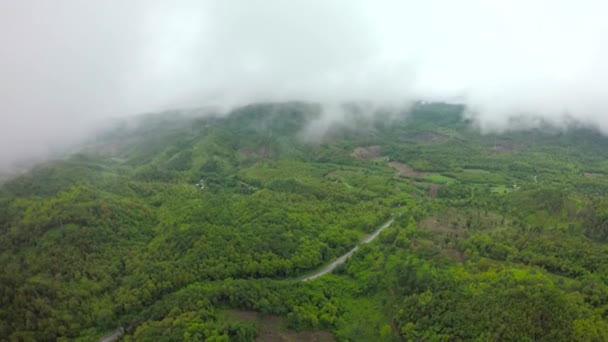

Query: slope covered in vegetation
left=1, top=102, right=608, bottom=341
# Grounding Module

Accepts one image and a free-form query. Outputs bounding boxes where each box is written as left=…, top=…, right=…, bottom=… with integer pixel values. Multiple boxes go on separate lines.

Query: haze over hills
left=1, top=102, right=608, bottom=340
left=3, top=1, right=608, bottom=169
left=4, top=1, right=608, bottom=341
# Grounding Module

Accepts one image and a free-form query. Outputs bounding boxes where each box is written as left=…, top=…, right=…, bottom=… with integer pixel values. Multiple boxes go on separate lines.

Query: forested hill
left=1, top=102, right=608, bottom=341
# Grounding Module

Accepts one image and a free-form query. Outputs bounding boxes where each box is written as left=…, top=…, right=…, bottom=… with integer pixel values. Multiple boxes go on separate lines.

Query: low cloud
left=2, top=0, right=608, bottom=168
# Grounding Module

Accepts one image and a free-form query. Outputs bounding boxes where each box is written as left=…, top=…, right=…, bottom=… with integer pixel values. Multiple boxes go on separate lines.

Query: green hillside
left=2, top=102, right=608, bottom=341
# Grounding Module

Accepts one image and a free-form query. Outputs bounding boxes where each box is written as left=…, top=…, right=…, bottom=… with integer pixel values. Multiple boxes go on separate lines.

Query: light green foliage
left=1, top=102, right=608, bottom=341
left=422, top=174, right=455, bottom=184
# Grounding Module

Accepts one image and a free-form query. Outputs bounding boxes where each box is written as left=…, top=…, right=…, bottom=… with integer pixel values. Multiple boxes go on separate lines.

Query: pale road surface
left=98, top=218, right=395, bottom=341
left=301, top=218, right=395, bottom=281
left=98, top=327, right=123, bottom=342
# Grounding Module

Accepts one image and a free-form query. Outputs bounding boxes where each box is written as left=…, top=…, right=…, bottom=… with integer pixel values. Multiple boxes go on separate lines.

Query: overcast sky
left=2, top=0, right=608, bottom=168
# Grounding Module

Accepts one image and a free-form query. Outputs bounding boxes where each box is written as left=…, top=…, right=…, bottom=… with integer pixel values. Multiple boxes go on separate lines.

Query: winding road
left=98, top=328, right=124, bottom=342
left=98, top=218, right=395, bottom=341
left=301, top=218, right=394, bottom=281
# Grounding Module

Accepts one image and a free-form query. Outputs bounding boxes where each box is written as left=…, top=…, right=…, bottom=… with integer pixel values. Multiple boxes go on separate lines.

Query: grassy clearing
left=423, top=174, right=455, bottom=184
left=452, top=169, right=506, bottom=184
left=491, top=185, right=512, bottom=194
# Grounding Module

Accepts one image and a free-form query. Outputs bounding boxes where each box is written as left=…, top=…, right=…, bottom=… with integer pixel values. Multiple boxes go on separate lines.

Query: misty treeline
left=1, top=102, right=608, bottom=340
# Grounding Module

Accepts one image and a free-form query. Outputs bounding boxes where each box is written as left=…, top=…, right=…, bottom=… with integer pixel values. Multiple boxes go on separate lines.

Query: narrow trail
left=301, top=218, right=394, bottom=281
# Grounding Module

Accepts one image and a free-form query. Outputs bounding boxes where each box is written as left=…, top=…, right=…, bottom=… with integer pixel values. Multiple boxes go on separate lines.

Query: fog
left=2, top=0, right=608, bottom=169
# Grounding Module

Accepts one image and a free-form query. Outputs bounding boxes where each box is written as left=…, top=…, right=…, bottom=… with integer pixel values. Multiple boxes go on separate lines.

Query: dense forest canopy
left=1, top=102, right=608, bottom=341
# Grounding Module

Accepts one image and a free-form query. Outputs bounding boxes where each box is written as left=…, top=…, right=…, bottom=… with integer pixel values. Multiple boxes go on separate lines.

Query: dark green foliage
left=397, top=271, right=582, bottom=341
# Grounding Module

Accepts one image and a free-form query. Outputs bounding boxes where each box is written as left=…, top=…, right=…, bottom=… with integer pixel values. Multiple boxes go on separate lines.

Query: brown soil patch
left=441, top=247, right=465, bottom=263
left=419, top=216, right=459, bottom=235
left=228, top=310, right=336, bottom=342
left=389, top=161, right=426, bottom=177
left=488, top=143, right=521, bottom=154
left=411, top=181, right=440, bottom=198
left=388, top=162, right=442, bottom=197
left=350, top=145, right=382, bottom=161
left=231, top=309, right=259, bottom=321
left=240, top=146, right=277, bottom=159
left=418, top=214, right=466, bottom=263
left=260, top=327, right=335, bottom=342
left=584, top=172, right=607, bottom=179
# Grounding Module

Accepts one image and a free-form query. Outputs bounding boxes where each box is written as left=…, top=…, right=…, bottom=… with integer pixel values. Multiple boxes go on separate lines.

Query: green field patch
left=423, top=174, right=455, bottom=184
left=452, top=169, right=506, bottom=184
left=372, top=156, right=390, bottom=163
left=463, top=168, right=490, bottom=173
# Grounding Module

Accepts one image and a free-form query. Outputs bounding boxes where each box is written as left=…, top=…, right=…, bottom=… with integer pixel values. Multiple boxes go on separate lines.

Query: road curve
left=301, top=218, right=394, bottom=281
left=99, top=218, right=395, bottom=340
